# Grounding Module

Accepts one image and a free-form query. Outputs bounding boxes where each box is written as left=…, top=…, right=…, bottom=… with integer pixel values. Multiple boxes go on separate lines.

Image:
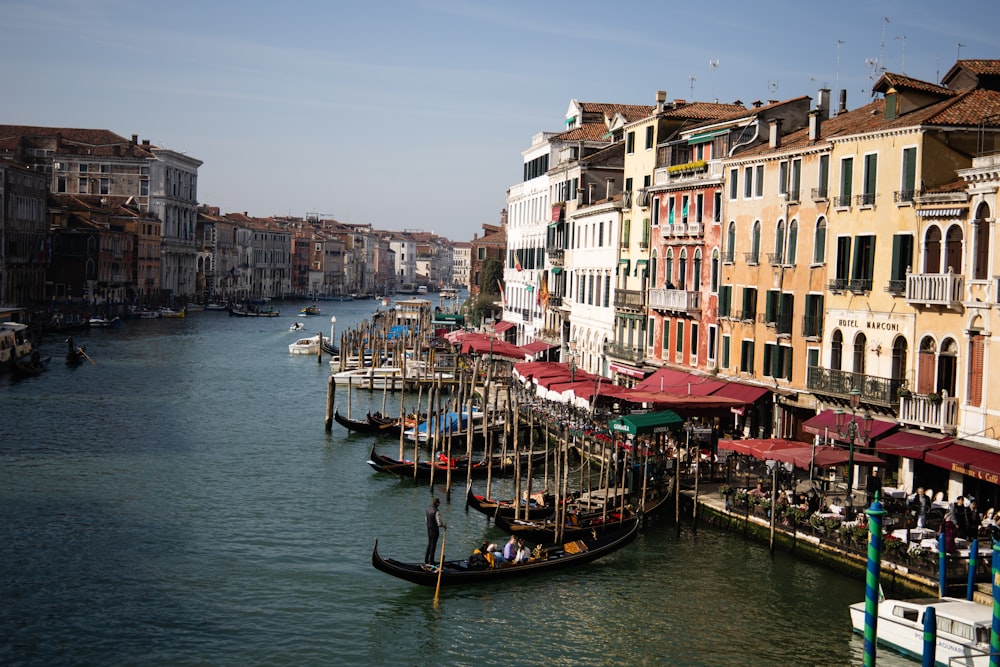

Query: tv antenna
left=957, top=43, right=967, bottom=60
left=689, top=75, right=696, bottom=98
left=709, top=60, right=719, bottom=102
left=894, top=35, right=907, bottom=72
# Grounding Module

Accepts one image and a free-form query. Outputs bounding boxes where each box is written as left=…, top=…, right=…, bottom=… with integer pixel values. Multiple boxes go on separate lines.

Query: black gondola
left=367, top=446, right=548, bottom=480
left=10, top=354, right=50, bottom=377
left=371, top=517, right=639, bottom=586
left=465, top=486, right=559, bottom=521
left=333, top=409, right=400, bottom=436
left=490, top=492, right=669, bottom=543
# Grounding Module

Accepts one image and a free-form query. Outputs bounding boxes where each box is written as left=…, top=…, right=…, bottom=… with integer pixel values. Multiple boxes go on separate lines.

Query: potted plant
left=927, top=391, right=942, bottom=404
left=718, top=483, right=732, bottom=499
left=896, top=387, right=911, bottom=399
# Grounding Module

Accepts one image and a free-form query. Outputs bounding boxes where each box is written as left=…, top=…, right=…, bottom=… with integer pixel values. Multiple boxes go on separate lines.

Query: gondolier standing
left=425, top=498, right=446, bottom=565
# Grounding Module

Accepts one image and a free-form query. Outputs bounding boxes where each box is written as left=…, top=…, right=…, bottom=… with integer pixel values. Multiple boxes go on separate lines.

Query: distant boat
left=288, top=334, right=331, bottom=355
left=204, top=303, right=227, bottom=311
left=229, top=304, right=280, bottom=317
left=290, top=322, right=305, bottom=331
left=88, top=316, right=121, bottom=328
left=159, top=307, right=186, bottom=319
left=300, top=303, right=322, bottom=316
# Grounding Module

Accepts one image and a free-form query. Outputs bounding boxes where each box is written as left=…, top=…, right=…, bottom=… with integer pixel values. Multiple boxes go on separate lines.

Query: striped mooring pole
left=863, top=492, right=886, bottom=667
left=921, top=605, right=936, bottom=667
left=991, top=540, right=1000, bottom=667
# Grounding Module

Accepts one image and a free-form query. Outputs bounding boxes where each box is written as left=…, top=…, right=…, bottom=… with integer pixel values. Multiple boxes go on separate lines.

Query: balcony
left=906, top=271, right=963, bottom=308
left=721, top=250, right=735, bottom=264
left=605, top=341, right=644, bottom=364
left=898, top=392, right=959, bottom=434
left=548, top=295, right=563, bottom=308
left=801, top=315, right=823, bottom=339
left=828, top=278, right=848, bottom=292
left=785, top=190, right=800, bottom=204
left=744, top=252, right=760, bottom=266
left=687, top=222, right=703, bottom=236
left=734, top=309, right=756, bottom=322
left=834, top=194, right=852, bottom=208
left=811, top=186, right=828, bottom=201
left=614, top=289, right=646, bottom=311
left=767, top=252, right=784, bottom=267
left=848, top=278, right=871, bottom=293
left=856, top=192, right=876, bottom=207
left=648, top=288, right=702, bottom=313
left=547, top=247, right=564, bottom=266
left=884, top=279, right=906, bottom=296
left=894, top=189, right=919, bottom=204
left=806, top=366, right=902, bottom=407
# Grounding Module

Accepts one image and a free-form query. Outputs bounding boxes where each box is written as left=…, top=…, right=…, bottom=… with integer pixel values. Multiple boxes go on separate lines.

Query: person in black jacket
left=424, top=498, right=445, bottom=564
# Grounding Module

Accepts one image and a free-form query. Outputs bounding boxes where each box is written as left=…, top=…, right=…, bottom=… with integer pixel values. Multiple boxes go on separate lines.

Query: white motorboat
left=849, top=597, right=992, bottom=665
left=288, top=334, right=330, bottom=355
left=289, top=322, right=305, bottom=331
left=331, top=366, right=407, bottom=388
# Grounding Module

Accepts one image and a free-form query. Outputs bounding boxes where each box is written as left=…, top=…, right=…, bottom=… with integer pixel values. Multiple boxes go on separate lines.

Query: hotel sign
left=833, top=313, right=907, bottom=333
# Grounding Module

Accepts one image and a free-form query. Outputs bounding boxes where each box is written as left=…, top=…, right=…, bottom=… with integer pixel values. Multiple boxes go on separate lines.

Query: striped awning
left=916, top=208, right=964, bottom=217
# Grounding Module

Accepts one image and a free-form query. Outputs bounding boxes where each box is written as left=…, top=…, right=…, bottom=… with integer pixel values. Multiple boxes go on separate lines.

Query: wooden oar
left=80, top=348, right=96, bottom=366
left=433, top=528, right=447, bottom=607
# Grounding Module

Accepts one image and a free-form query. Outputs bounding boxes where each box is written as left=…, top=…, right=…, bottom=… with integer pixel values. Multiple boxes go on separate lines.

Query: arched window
left=814, top=217, right=826, bottom=263
left=944, top=224, right=963, bottom=274
left=924, top=226, right=942, bottom=273
left=650, top=255, right=658, bottom=287
left=665, top=250, right=674, bottom=288
left=679, top=249, right=688, bottom=289
left=787, top=220, right=798, bottom=265
left=938, top=338, right=957, bottom=397
left=973, top=202, right=992, bottom=281
left=917, top=337, right=937, bottom=394
left=727, top=221, right=736, bottom=260
left=751, top=220, right=761, bottom=262
left=831, top=329, right=843, bottom=370
left=891, top=336, right=908, bottom=392
left=853, top=332, right=867, bottom=375
left=775, top=219, right=786, bottom=261
left=693, top=249, right=702, bottom=290
left=710, top=249, right=720, bottom=293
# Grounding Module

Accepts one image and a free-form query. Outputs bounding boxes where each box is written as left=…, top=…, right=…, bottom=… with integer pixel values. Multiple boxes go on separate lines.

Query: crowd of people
left=907, top=487, right=997, bottom=553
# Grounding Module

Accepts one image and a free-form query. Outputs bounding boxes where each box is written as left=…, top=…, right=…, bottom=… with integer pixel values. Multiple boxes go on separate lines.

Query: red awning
left=521, top=340, right=556, bottom=355
left=608, top=362, right=645, bottom=379
left=618, top=389, right=746, bottom=410
left=492, top=320, right=515, bottom=333
left=924, top=443, right=1000, bottom=483
left=801, top=409, right=898, bottom=441
left=810, top=447, right=886, bottom=468
left=721, top=438, right=803, bottom=459
left=711, top=382, right=771, bottom=403
left=636, top=367, right=725, bottom=395
left=460, top=334, right=526, bottom=360
left=876, top=431, right=950, bottom=459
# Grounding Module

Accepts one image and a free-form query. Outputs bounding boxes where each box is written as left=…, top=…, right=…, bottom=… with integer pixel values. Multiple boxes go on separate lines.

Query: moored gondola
left=371, top=517, right=639, bottom=586
left=367, top=446, right=548, bottom=480
left=333, top=409, right=400, bottom=436
left=490, top=492, right=669, bottom=543
left=465, top=486, right=560, bottom=521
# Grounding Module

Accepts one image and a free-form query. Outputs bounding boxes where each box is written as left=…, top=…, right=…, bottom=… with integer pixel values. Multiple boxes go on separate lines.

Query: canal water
left=1, top=299, right=913, bottom=666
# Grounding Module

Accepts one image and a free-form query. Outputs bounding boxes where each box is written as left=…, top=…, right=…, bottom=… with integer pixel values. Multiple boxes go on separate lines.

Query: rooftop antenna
left=877, top=17, right=890, bottom=73
left=836, top=40, right=845, bottom=96
left=689, top=74, right=696, bottom=98
left=769, top=80, right=779, bottom=96
left=709, top=60, right=719, bottom=102
left=894, top=35, right=907, bottom=72
left=957, top=43, right=967, bottom=61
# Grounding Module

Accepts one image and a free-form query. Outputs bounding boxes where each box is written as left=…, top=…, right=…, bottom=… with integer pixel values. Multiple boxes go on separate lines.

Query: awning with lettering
left=608, top=362, right=645, bottom=379
left=801, top=409, right=898, bottom=441
left=876, top=431, right=950, bottom=459
left=924, top=443, right=1000, bottom=483
left=610, top=410, right=684, bottom=436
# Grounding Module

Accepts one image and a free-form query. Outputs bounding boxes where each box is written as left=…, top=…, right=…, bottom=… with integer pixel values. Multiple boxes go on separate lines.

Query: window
left=969, top=333, right=985, bottom=407
left=726, top=222, right=736, bottom=262
left=853, top=332, right=867, bottom=374
left=648, top=317, right=655, bottom=347
left=681, top=196, right=689, bottom=224
left=692, top=250, right=702, bottom=290
left=622, top=219, right=631, bottom=246
left=676, top=320, right=684, bottom=354
left=778, top=161, right=789, bottom=196
left=740, top=340, right=755, bottom=373
left=645, top=126, right=654, bottom=150
left=755, top=164, right=764, bottom=197
left=787, top=221, right=798, bottom=265
left=729, top=168, right=739, bottom=200
left=603, top=276, right=610, bottom=307
left=741, top=287, right=757, bottom=321
left=790, top=159, right=801, bottom=201
left=814, top=218, right=827, bottom=264
left=679, top=249, right=688, bottom=288
left=774, top=219, right=786, bottom=264
left=140, top=179, right=149, bottom=196
left=765, top=289, right=780, bottom=325
left=695, top=193, right=704, bottom=223
left=763, top=343, right=776, bottom=377
left=749, top=221, right=761, bottom=263
left=862, top=153, right=877, bottom=206
left=815, top=154, right=830, bottom=199
left=710, top=250, right=719, bottom=293
left=834, top=236, right=852, bottom=286
left=667, top=197, right=676, bottom=227
left=744, top=166, right=753, bottom=198
left=974, top=202, right=992, bottom=280
left=900, top=147, right=917, bottom=202
left=625, top=177, right=633, bottom=197
left=831, top=330, right=843, bottom=370
left=78, top=178, right=88, bottom=194
left=804, top=294, right=823, bottom=338
left=718, top=285, right=732, bottom=318
left=56, top=176, right=66, bottom=193
left=713, top=190, right=722, bottom=223
left=652, top=201, right=659, bottom=227
left=626, top=132, right=635, bottom=154
left=665, top=251, right=673, bottom=287
left=807, top=348, right=820, bottom=373
left=889, top=234, right=914, bottom=293
left=708, top=326, right=717, bottom=362
left=662, top=317, right=670, bottom=354
left=851, top=235, right=876, bottom=291
left=79, top=163, right=89, bottom=173
left=722, top=335, right=731, bottom=369
left=690, top=323, right=699, bottom=361
left=838, top=157, right=854, bottom=206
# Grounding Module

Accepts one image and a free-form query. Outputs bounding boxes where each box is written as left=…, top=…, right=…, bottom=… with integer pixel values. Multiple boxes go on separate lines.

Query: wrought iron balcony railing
left=806, top=366, right=902, bottom=407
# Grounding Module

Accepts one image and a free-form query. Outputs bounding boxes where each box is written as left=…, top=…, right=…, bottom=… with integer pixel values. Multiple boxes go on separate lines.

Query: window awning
left=550, top=267, right=563, bottom=274
left=711, top=382, right=771, bottom=403
left=609, top=410, right=684, bottom=435
left=492, top=321, right=515, bottom=333
left=876, top=431, right=950, bottom=459
left=687, top=129, right=727, bottom=145
left=616, top=259, right=630, bottom=275
left=801, top=409, right=898, bottom=441
left=634, top=259, right=649, bottom=276
left=521, top=340, right=556, bottom=355
left=924, top=442, right=1000, bottom=482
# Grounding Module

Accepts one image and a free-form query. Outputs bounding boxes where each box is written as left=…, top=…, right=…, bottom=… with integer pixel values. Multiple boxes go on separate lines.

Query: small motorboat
left=88, top=316, right=121, bottom=328
left=290, top=322, right=305, bottom=331
left=288, top=334, right=330, bottom=355
left=300, top=303, right=321, bottom=316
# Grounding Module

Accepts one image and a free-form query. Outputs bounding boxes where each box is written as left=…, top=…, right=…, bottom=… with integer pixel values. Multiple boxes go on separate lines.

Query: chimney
left=769, top=118, right=782, bottom=148
left=808, top=109, right=822, bottom=141
left=606, top=178, right=614, bottom=200
left=142, top=139, right=150, bottom=147
left=655, top=90, right=666, bottom=113
left=838, top=89, right=848, bottom=115
left=131, top=134, right=138, bottom=145
left=816, top=89, right=830, bottom=119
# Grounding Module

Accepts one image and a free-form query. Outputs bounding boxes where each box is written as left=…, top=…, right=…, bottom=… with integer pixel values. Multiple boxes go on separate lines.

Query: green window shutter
left=663, top=318, right=670, bottom=351
left=864, top=154, right=877, bottom=195
left=903, top=147, right=916, bottom=193
left=891, top=235, right=903, bottom=280
left=722, top=336, right=730, bottom=369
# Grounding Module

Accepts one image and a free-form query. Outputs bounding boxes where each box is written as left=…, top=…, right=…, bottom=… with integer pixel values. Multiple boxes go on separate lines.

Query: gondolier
left=425, top=498, right=445, bottom=565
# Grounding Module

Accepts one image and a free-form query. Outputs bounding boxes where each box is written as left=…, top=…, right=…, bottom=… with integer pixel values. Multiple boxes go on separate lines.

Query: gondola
left=371, top=517, right=639, bottom=586
left=333, top=409, right=400, bottom=436
left=490, top=492, right=669, bottom=543
left=465, top=486, right=560, bottom=521
left=10, top=355, right=50, bottom=377
left=65, top=337, right=89, bottom=365
left=367, top=446, right=548, bottom=480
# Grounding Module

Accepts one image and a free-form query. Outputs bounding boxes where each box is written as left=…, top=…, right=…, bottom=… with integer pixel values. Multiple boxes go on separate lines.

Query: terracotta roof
left=553, top=102, right=654, bottom=142
left=0, top=124, right=156, bottom=158
left=577, top=102, right=654, bottom=122
left=874, top=71, right=954, bottom=96
left=660, top=101, right=746, bottom=120
left=926, top=88, right=1000, bottom=125
left=953, top=59, right=1000, bottom=77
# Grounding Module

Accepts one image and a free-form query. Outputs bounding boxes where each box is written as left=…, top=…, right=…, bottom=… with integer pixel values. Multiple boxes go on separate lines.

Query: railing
left=835, top=194, right=852, bottom=208
left=806, top=366, right=902, bottom=407
left=786, top=190, right=800, bottom=204
left=885, top=279, right=906, bottom=296
left=648, top=288, right=702, bottom=313
left=734, top=309, right=756, bottom=322
left=848, top=278, right=872, bottom=293
left=613, top=289, right=646, bottom=310
left=811, top=186, right=828, bottom=201
left=898, top=392, right=959, bottom=433
left=906, top=270, right=964, bottom=307
left=721, top=250, right=735, bottom=264
left=775, top=312, right=793, bottom=336
left=548, top=295, right=563, bottom=308
left=828, top=278, right=848, bottom=292
left=894, top=189, right=918, bottom=204
left=605, top=342, right=644, bottom=364
left=767, top=252, right=784, bottom=267
left=547, top=248, right=564, bottom=266
left=801, top=315, right=823, bottom=339
left=744, top=251, right=760, bottom=266
left=856, top=192, right=876, bottom=207
left=688, top=222, right=703, bottom=236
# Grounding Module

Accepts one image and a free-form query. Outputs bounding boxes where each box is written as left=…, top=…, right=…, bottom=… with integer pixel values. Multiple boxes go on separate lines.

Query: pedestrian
left=910, top=486, right=930, bottom=529
left=425, top=497, right=446, bottom=565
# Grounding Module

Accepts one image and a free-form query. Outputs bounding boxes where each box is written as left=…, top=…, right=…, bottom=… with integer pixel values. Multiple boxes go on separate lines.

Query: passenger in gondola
left=502, top=535, right=518, bottom=562
left=486, top=543, right=502, bottom=566
left=514, top=539, right=531, bottom=564
left=468, top=540, right=490, bottom=569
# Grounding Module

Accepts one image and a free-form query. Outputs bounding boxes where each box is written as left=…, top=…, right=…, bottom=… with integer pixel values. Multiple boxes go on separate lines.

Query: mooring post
left=862, top=492, right=886, bottom=667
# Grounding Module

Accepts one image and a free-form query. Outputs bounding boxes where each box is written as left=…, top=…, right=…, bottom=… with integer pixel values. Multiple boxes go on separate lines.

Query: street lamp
left=834, top=388, right=874, bottom=512
left=567, top=338, right=578, bottom=382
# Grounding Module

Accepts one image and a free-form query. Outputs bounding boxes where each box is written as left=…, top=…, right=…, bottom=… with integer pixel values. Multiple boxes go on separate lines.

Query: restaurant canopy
left=609, top=410, right=684, bottom=436
left=801, top=409, right=898, bottom=441
left=459, top=333, right=527, bottom=360
left=924, top=442, right=1000, bottom=482
left=721, top=438, right=803, bottom=459
left=876, top=431, right=950, bottom=460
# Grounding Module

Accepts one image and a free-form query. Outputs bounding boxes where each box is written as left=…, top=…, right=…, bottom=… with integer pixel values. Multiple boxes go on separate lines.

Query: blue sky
left=2, top=1, right=996, bottom=241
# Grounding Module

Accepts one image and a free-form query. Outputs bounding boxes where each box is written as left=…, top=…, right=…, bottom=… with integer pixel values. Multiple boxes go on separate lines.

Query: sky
left=1, top=1, right=998, bottom=242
